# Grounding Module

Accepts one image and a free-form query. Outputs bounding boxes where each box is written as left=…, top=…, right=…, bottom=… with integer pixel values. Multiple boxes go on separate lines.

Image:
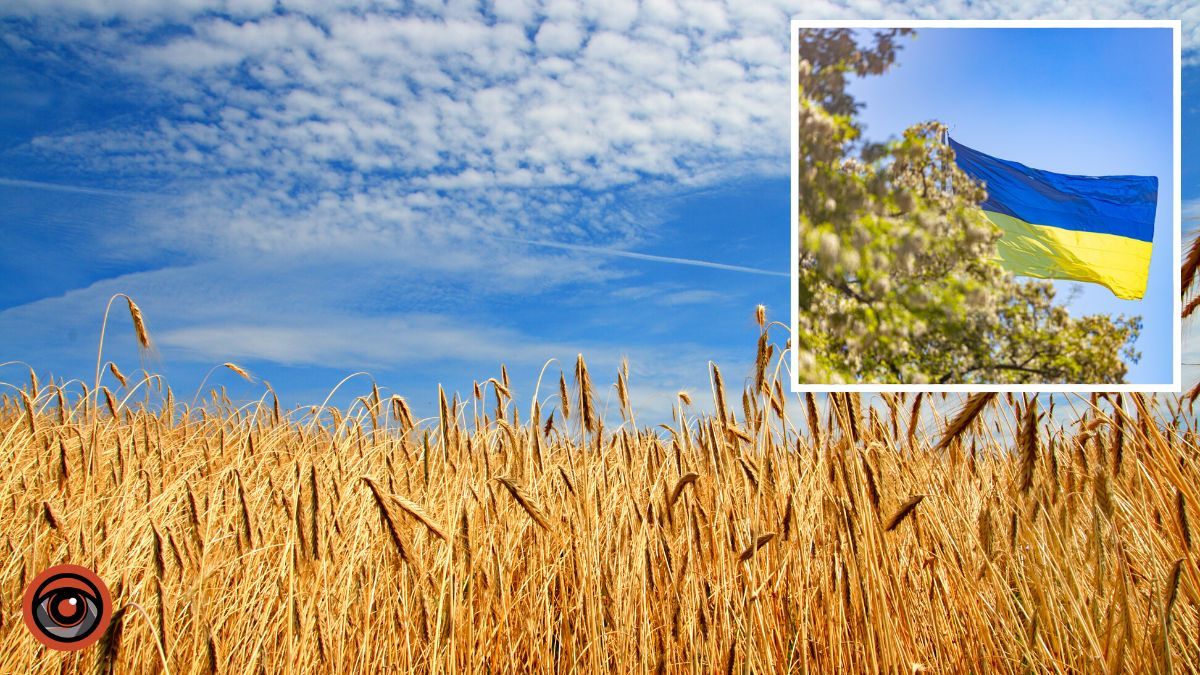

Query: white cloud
left=7, top=1, right=1192, bottom=267
left=660, top=289, right=728, bottom=305
left=9, top=2, right=799, bottom=264
left=587, top=0, right=640, bottom=32
left=611, top=283, right=731, bottom=306
left=535, top=21, right=584, bottom=54
left=161, top=317, right=563, bottom=368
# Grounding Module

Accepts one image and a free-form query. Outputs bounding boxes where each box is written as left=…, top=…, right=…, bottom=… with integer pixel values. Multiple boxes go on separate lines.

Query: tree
left=794, top=28, right=1141, bottom=385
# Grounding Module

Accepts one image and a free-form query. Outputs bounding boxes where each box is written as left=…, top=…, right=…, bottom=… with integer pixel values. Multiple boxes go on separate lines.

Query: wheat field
left=0, top=301, right=1198, bottom=673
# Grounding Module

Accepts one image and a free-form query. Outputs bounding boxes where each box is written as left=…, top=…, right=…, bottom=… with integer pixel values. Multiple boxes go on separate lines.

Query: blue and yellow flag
left=950, top=137, right=1158, bottom=300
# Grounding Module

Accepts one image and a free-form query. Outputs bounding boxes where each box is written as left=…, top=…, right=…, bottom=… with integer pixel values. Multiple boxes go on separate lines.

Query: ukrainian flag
left=949, top=137, right=1158, bottom=300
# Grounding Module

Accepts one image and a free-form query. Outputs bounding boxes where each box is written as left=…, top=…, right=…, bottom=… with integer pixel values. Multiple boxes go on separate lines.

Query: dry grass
left=1, top=309, right=1200, bottom=672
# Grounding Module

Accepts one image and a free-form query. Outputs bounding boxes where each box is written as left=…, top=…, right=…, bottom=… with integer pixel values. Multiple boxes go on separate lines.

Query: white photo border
left=789, top=19, right=1183, bottom=394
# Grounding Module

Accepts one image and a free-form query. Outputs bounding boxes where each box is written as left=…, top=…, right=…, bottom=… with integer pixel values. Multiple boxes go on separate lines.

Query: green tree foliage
left=795, top=28, right=1141, bottom=384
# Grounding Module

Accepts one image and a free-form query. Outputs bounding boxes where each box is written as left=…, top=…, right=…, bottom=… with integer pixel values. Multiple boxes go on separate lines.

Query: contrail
left=0, top=177, right=152, bottom=198
left=496, top=235, right=789, bottom=278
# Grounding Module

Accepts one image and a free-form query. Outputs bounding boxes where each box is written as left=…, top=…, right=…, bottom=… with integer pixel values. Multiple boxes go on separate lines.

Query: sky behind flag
left=849, top=26, right=1176, bottom=385
left=0, top=3, right=1197, bottom=418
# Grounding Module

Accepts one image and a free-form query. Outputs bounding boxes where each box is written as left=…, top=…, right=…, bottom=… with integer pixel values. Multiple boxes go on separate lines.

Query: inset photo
left=791, top=20, right=1181, bottom=391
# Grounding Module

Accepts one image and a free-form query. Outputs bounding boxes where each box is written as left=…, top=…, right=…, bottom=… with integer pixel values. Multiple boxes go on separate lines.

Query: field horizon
left=1, top=299, right=1198, bottom=673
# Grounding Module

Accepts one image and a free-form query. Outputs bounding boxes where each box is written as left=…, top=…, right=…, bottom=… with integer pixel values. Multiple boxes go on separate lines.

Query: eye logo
left=21, top=564, right=112, bottom=651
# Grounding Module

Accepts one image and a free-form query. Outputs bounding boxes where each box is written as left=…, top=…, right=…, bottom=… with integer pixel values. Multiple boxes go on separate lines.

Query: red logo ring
left=21, top=564, right=113, bottom=651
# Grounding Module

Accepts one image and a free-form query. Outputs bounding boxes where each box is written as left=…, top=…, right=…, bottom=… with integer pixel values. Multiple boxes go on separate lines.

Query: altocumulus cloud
left=5, top=0, right=1193, bottom=266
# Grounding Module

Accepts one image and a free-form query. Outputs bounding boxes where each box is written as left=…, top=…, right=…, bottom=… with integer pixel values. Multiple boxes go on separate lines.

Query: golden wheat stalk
left=495, top=476, right=553, bottom=531
left=362, top=476, right=418, bottom=567
left=222, top=362, right=254, bottom=383
left=20, top=391, right=36, bottom=436
left=391, top=494, right=449, bottom=541
left=574, top=354, right=596, bottom=436
left=1017, top=399, right=1038, bottom=493
left=738, top=532, right=775, bottom=562
left=884, top=495, right=926, bottom=532
left=667, top=473, right=699, bottom=512
left=558, top=371, right=571, bottom=422
left=108, top=362, right=129, bottom=388
left=125, top=297, right=151, bottom=350
left=934, top=393, right=996, bottom=453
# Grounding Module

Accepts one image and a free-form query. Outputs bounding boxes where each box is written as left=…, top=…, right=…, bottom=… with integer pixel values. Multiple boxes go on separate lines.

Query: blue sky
left=0, top=2, right=1197, bottom=421
left=849, top=26, right=1176, bottom=385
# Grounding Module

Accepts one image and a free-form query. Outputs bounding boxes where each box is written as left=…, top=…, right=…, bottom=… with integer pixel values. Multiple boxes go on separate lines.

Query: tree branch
left=943, top=362, right=1059, bottom=384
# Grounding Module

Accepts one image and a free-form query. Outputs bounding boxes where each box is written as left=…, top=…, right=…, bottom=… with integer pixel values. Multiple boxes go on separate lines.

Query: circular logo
left=21, top=564, right=112, bottom=651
